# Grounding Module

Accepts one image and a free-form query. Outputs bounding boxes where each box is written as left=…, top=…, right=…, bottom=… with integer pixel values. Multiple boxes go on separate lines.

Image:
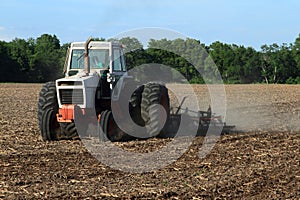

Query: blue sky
left=1, top=0, right=300, bottom=49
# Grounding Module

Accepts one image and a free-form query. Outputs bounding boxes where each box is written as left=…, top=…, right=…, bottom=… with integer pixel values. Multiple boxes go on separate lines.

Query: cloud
left=0, top=26, right=5, bottom=31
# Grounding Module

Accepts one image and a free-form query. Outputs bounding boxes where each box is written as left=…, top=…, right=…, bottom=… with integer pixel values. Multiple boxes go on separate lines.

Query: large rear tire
left=141, top=83, right=170, bottom=137
left=129, top=85, right=145, bottom=126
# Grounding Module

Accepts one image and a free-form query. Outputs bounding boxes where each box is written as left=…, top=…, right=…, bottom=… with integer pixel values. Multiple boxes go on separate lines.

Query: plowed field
left=0, top=83, right=299, bottom=199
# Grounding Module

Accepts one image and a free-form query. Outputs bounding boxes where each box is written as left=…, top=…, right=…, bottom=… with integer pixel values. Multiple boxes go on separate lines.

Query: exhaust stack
left=84, top=37, right=93, bottom=75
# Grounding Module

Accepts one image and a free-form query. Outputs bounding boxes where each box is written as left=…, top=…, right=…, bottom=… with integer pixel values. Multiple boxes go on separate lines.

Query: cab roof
left=71, top=41, right=122, bottom=49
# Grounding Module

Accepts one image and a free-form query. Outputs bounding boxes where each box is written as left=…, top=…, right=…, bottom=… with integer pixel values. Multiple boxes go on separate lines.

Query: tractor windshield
left=70, top=49, right=109, bottom=69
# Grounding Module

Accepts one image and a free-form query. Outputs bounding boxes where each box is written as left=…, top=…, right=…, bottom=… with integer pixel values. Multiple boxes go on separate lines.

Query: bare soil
left=0, top=83, right=299, bottom=199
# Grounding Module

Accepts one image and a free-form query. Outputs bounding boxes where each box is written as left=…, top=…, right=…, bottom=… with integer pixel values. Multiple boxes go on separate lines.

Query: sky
left=1, top=0, right=300, bottom=49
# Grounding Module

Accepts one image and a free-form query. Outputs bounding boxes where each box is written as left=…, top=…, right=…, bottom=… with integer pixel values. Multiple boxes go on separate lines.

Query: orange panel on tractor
left=57, top=105, right=75, bottom=123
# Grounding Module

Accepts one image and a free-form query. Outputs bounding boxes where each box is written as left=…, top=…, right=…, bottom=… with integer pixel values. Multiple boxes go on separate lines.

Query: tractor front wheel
left=38, top=82, right=61, bottom=141
left=38, top=82, right=79, bottom=141
left=98, top=110, right=128, bottom=142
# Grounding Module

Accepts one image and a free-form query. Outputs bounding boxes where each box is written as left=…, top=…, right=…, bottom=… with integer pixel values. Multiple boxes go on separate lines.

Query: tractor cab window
left=70, top=49, right=109, bottom=69
left=70, top=49, right=84, bottom=69
left=89, top=49, right=109, bottom=69
left=113, top=49, right=124, bottom=71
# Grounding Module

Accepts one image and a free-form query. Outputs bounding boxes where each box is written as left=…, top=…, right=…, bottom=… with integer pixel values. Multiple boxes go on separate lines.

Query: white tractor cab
left=56, top=39, right=130, bottom=123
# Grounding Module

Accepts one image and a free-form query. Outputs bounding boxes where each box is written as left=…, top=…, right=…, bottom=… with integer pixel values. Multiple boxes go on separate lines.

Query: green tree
left=92, top=37, right=105, bottom=41
left=1, top=33, right=299, bottom=84
left=260, top=43, right=296, bottom=84
left=148, top=38, right=206, bottom=83
left=291, top=34, right=300, bottom=83
left=33, top=34, right=62, bottom=82
left=0, top=41, right=21, bottom=82
left=108, top=37, right=143, bottom=53
left=241, top=47, right=262, bottom=83
left=6, top=38, right=36, bottom=82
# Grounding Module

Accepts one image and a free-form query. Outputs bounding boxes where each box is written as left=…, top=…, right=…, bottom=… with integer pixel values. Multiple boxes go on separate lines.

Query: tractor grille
left=59, top=89, right=84, bottom=105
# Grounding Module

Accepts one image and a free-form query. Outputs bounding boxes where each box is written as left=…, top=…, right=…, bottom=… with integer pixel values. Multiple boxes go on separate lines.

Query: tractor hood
left=56, top=72, right=101, bottom=109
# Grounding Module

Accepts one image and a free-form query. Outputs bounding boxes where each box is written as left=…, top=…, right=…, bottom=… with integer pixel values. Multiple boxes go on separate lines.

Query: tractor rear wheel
left=141, top=83, right=170, bottom=137
left=129, top=85, right=145, bottom=126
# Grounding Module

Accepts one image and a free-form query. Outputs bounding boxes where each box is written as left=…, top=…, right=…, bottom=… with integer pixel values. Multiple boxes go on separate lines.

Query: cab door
left=110, top=46, right=128, bottom=100
left=112, top=47, right=126, bottom=75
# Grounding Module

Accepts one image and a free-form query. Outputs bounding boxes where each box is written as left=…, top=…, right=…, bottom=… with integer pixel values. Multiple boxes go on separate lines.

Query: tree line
left=0, top=34, right=299, bottom=84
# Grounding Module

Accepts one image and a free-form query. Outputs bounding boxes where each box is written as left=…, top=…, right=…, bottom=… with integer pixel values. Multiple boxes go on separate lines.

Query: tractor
left=38, top=38, right=234, bottom=142
left=38, top=38, right=170, bottom=141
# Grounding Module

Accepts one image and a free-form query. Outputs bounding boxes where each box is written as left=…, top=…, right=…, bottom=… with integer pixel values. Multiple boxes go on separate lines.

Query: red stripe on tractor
left=57, top=105, right=75, bottom=123
left=57, top=105, right=86, bottom=123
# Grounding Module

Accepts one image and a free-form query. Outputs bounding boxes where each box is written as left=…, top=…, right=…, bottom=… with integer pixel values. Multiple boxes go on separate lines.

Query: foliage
left=0, top=34, right=66, bottom=82
left=0, top=34, right=299, bottom=84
